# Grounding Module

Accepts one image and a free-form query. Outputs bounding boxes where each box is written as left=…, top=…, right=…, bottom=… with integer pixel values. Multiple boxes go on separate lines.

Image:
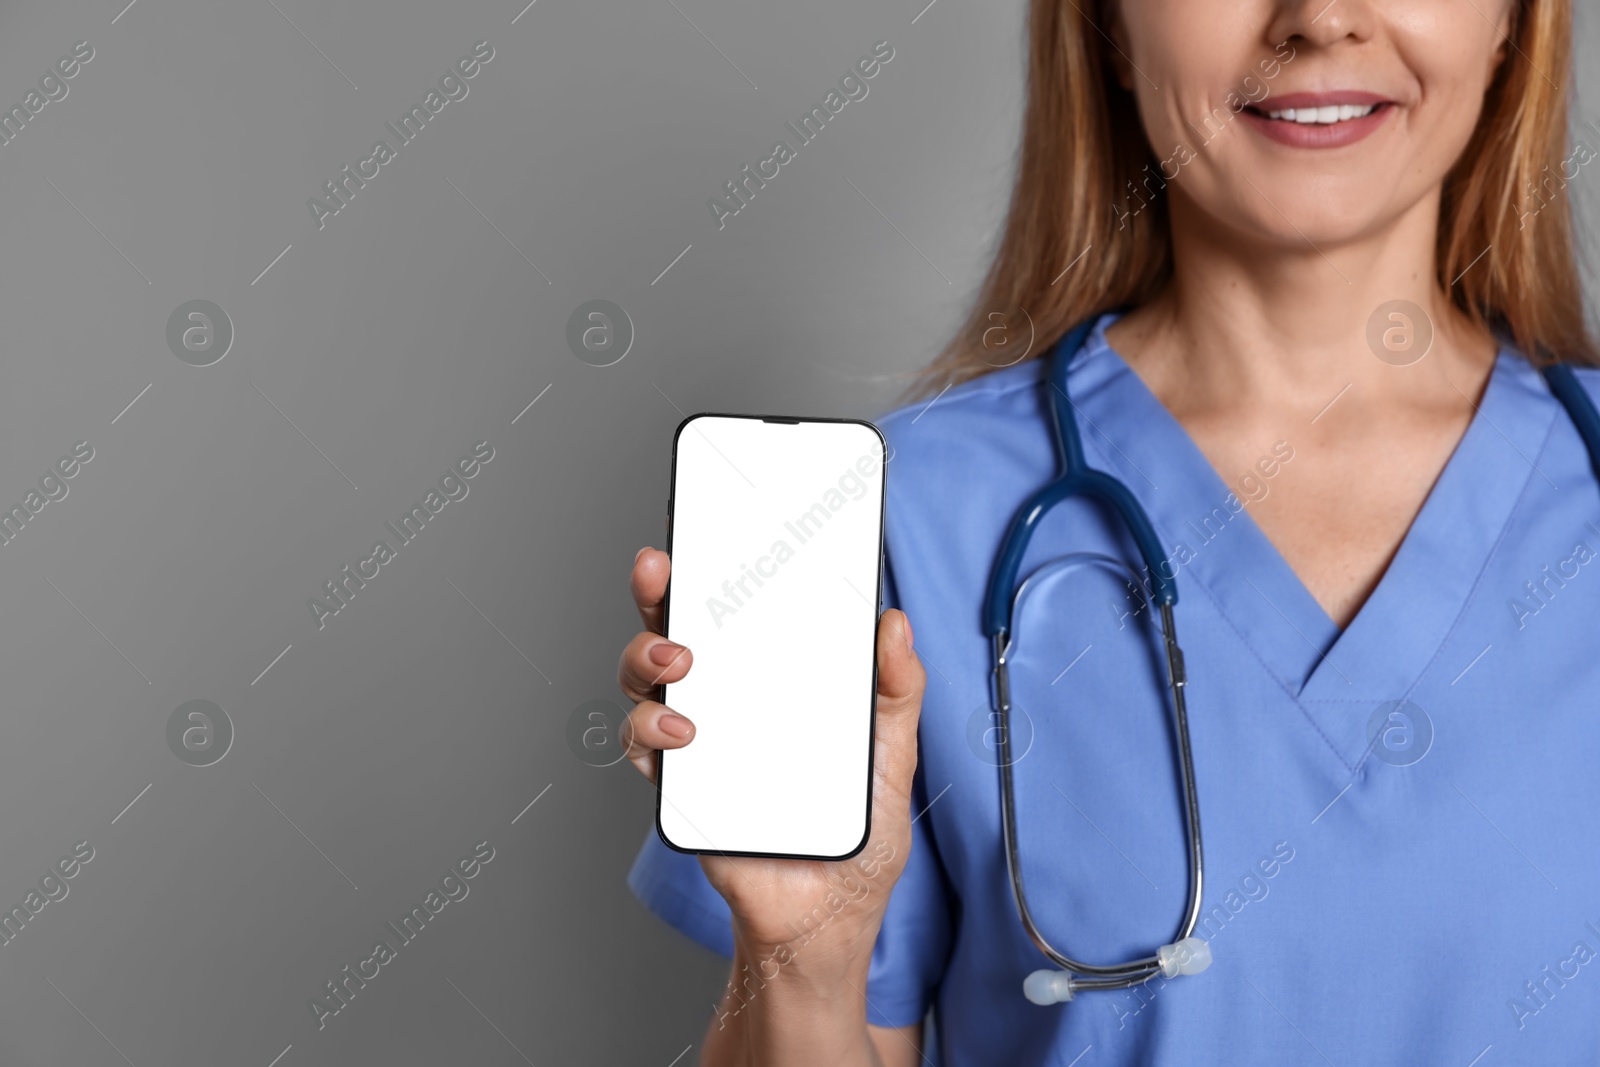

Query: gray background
left=0, top=1, right=1594, bottom=1064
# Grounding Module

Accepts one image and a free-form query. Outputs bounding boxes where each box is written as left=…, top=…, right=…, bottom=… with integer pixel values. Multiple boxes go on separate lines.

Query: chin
left=1219, top=178, right=1411, bottom=253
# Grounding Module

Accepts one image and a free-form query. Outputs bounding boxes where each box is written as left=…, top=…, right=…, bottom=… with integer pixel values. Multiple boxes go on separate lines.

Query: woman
left=620, top=0, right=1600, bottom=1062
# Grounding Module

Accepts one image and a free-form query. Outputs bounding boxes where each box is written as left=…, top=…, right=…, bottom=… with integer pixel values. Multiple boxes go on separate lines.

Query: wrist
left=707, top=942, right=878, bottom=1067
left=721, top=916, right=878, bottom=1017
left=721, top=846, right=903, bottom=971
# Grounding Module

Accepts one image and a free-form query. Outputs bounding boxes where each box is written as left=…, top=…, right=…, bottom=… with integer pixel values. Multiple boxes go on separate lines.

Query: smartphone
left=656, top=413, right=888, bottom=860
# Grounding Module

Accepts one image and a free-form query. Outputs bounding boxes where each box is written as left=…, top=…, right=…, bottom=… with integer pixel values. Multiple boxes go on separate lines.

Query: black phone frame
left=653, top=411, right=888, bottom=862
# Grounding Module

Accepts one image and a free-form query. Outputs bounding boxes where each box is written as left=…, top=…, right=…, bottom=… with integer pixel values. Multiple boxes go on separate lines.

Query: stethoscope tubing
left=993, top=608, right=1202, bottom=988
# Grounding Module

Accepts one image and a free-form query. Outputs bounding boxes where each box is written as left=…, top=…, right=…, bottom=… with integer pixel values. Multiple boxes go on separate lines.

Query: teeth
left=1264, top=103, right=1377, bottom=124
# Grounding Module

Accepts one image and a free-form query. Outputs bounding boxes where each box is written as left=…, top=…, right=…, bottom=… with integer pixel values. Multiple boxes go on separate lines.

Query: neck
left=1109, top=186, right=1499, bottom=416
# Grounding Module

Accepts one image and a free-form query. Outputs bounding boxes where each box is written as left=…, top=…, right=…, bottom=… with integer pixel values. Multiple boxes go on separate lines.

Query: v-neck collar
left=1063, top=312, right=1557, bottom=715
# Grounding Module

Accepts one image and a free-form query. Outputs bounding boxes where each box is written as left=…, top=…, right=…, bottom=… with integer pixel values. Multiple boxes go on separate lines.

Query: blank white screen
left=658, top=415, right=885, bottom=858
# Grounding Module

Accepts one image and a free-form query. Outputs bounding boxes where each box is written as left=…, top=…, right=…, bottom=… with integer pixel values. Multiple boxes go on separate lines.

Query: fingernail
left=658, top=712, right=693, bottom=739
left=635, top=546, right=651, bottom=564
left=649, top=640, right=687, bottom=666
left=903, top=614, right=914, bottom=650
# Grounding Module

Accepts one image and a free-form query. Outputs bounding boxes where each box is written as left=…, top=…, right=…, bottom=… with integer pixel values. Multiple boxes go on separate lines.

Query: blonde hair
left=909, top=0, right=1596, bottom=399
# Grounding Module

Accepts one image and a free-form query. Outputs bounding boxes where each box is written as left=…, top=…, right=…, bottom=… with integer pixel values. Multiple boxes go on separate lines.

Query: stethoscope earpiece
left=1157, top=937, right=1213, bottom=978
left=1023, top=969, right=1075, bottom=1005
left=1023, top=938, right=1212, bottom=1006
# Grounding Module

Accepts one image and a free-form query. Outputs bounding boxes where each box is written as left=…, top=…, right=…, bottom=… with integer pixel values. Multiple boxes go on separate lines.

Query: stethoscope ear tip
left=1157, top=936, right=1213, bottom=978
left=1023, top=969, right=1075, bottom=1005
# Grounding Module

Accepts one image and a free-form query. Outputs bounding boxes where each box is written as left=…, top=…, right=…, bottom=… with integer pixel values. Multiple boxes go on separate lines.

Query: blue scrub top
left=627, top=311, right=1600, bottom=1065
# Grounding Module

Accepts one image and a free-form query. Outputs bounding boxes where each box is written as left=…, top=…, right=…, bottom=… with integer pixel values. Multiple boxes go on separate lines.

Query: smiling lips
left=1242, top=92, right=1393, bottom=148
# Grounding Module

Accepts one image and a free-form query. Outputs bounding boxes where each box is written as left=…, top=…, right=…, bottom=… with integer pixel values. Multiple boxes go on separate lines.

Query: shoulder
left=1500, top=347, right=1600, bottom=422
left=877, top=355, right=1050, bottom=427
left=878, top=356, right=1047, bottom=428
left=870, top=313, right=1123, bottom=479
left=873, top=356, right=1052, bottom=474
left=1537, top=358, right=1600, bottom=450
left=867, top=358, right=1063, bottom=526
left=867, top=358, right=1059, bottom=606
left=1562, top=362, right=1600, bottom=401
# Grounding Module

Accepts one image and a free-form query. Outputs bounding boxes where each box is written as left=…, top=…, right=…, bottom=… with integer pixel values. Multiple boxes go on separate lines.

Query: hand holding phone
left=616, top=543, right=926, bottom=958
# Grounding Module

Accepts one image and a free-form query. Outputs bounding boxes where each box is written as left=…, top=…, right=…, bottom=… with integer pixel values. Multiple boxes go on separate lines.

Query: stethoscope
left=985, top=314, right=1600, bottom=1006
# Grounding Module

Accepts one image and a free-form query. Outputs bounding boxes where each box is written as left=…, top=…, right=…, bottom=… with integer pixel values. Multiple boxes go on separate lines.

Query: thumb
left=873, top=609, right=926, bottom=788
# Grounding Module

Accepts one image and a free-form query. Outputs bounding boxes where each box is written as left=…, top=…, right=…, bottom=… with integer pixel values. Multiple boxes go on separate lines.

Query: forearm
left=700, top=940, right=883, bottom=1067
